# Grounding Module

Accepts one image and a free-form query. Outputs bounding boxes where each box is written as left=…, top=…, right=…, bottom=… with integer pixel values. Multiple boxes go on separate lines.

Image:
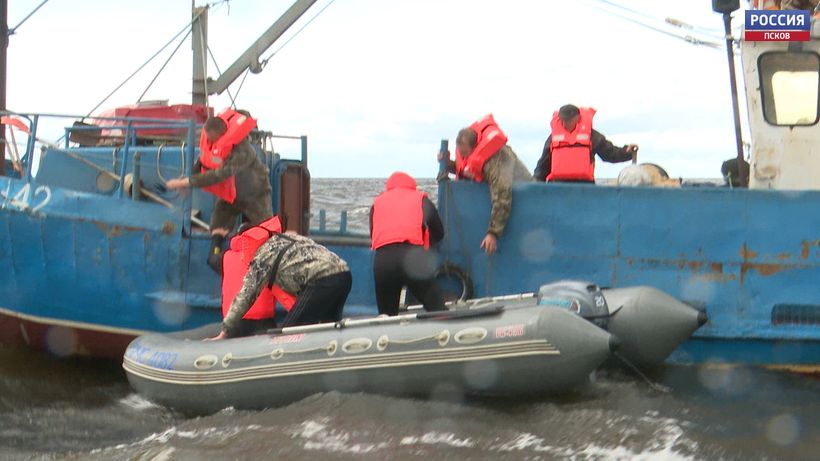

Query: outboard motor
left=537, top=281, right=610, bottom=329
left=537, top=280, right=707, bottom=368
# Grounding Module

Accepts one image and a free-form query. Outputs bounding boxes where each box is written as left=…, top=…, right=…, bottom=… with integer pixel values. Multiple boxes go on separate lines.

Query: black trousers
left=281, top=271, right=352, bottom=327
left=373, top=243, right=445, bottom=316
left=234, top=318, right=278, bottom=337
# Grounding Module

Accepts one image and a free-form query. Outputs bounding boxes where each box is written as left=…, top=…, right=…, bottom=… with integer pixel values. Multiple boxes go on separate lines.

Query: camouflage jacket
left=482, top=145, right=534, bottom=237
left=222, top=233, right=349, bottom=335
left=190, top=138, right=272, bottom=202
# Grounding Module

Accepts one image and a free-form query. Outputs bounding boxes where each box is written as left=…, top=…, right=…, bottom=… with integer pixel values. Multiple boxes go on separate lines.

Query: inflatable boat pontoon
left=123, top=282, right=704, bottom=413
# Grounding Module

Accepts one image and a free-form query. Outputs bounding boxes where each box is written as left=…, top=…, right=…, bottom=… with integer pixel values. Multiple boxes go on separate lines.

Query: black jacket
left=533, top=129, right=632, bottom=181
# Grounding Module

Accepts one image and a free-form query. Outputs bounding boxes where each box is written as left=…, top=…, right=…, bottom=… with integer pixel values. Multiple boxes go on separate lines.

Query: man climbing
left=439, top=114, right=533, bottom=255
left=166, top=109, right=273, bottom=238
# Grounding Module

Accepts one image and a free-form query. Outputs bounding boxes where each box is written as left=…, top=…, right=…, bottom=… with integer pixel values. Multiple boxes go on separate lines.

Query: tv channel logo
left=745, top=10, right=810, bottom=42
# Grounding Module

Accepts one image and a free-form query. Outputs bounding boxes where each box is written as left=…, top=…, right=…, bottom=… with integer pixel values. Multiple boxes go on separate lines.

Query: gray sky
left=6, top=0, right=751, bottom=178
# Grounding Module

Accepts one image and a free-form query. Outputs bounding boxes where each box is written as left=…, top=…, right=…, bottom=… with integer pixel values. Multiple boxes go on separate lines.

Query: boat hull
left=0, top=307, right=139, bottom=359
left=123, top=306, right=615, bottom=413
left=405, top=180, right=820, bottom=369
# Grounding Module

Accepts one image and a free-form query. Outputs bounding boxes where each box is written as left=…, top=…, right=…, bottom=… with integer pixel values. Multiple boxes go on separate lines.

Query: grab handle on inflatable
left=266, top=305, right=505, bottom=336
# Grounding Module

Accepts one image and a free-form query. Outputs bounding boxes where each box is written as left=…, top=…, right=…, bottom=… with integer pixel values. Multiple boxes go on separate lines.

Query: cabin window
left=758, top=52, right=820, bottom=126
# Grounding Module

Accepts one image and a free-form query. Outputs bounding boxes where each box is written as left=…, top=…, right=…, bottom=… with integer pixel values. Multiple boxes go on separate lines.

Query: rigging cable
left=231, top=68, right=252, bottom=107
left=83, top=10, right=207, bottom=119
left=83, top=0, right=231, bottom=118
left=595, top=0, right=730, bottom=36
left=587, top=0, right=723, bottom=50
left=258, top=0, right=338, bottom=70
left=8, top=0, right=50, bottom=35
left=137, top=28, right=193, bottom=103
left=206, top=46, right=238, bottom=108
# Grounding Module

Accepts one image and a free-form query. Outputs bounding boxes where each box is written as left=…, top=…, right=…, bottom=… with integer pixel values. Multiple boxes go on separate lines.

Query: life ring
left=434, top=262, right=474, bottom=303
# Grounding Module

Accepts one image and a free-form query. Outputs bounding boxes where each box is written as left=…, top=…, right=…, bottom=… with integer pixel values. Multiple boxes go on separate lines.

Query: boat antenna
left=712, top=0, right=746, bottom=187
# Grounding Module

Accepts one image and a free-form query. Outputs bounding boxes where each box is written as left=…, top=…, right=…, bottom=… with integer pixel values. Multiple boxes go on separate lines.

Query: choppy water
left=1, top=178, right=818, bottom=461
left=310, top=178, right=438, bottom=234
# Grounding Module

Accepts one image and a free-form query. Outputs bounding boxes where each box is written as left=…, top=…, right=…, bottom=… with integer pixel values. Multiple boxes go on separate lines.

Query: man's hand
left=204, top=330, right=227, bottom=341
left=165, top=177, right=191, bottom=190
left=480, top=233, right=497, bottom=255
left=625, top=144, right=639, bottom=154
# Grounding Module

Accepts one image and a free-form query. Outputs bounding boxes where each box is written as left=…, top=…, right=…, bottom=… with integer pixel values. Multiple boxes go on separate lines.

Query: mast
left=192, top=2, right=208, bottom=106
left=0, top=0, right=7, bottom=176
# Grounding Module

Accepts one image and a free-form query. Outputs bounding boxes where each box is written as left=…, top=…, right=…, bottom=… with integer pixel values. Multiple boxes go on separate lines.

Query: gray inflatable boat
left=124, top=302, right=616, bottom=414
left=123, top=282, right=703, bottom=413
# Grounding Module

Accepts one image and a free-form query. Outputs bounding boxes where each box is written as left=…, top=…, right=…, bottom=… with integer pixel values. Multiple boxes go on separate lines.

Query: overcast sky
left=6, top=0, right=753, bottom=178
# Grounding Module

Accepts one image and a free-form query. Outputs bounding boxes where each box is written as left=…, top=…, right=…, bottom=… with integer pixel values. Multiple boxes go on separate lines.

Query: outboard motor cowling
left=536, top=280, right=707, bottom=368
left=537, top=280, right=610, bottom=329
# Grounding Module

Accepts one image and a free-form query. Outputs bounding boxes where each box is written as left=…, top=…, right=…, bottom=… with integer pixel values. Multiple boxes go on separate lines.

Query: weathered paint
left=430, top=180, right=820, bottom=367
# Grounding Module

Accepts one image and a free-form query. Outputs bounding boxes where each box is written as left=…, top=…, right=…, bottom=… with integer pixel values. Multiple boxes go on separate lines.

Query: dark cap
left=558, top=104, right=580, bottom=121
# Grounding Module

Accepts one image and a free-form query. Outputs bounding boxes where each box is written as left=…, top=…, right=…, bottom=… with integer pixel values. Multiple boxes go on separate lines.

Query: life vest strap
left=265, top=234, right=297, bottom=290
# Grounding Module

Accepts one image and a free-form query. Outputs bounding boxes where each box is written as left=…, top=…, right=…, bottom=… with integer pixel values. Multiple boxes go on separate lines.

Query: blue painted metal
left=0, top=113, right=299, bottom=356
left=422, top=179, right=820, bottom=367
left=2, top=111, right=817, bottom=368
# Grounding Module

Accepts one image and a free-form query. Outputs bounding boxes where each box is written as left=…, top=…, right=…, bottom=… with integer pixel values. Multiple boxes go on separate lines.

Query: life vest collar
left=455, top=113, right=508, bottom=183
left=385, top=171, right=417, bottom=191
left=198, top=108, right=258, bottom=204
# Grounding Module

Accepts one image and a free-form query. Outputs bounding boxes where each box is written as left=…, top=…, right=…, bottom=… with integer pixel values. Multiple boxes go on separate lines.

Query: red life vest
left=371, top=172, right=430, bottom=250
left=455, top=114, right=508, bottom=182
left=547, top=107, right=596, bottom=182
left=221, top=216, right=296, bottom=320
left=199, top=108, right=258, bottom=204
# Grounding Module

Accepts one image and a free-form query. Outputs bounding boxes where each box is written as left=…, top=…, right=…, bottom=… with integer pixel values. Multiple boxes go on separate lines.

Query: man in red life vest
left=208, top=231, right=351, bottom=340
left=534, top=104, right=638, bottom=183
left=438, top=114, right=533, bottom=255
left=207, top=216, right=297, bottom=337
left=370, top=172, right=446, bottom=315
left=166, top=109, right=273, bottom=240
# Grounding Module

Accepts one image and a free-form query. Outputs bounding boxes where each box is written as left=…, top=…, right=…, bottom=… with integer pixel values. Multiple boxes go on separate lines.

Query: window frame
left=757, top=51, right=820, bottom=127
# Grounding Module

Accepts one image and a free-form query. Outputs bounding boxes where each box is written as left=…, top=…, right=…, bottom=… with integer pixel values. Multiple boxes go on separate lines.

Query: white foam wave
left=400, top=431, right=475, bottom=448
left=495, top=413, right=700, bottom=461
left=290, top=419, right=389, bottom=454
left=118, top=393, right=160, bottom=411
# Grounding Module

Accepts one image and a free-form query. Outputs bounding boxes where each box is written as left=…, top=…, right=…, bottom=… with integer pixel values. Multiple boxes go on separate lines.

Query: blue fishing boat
left=0, top=1, right=817, bottom=371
